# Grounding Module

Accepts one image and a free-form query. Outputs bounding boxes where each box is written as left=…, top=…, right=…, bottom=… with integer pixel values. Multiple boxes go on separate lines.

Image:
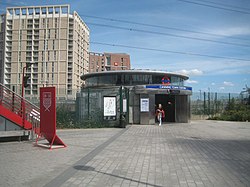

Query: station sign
left=145, top=85, right=192, bottom=91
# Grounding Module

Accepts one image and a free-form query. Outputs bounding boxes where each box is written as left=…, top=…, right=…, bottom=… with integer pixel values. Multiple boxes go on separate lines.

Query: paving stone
left=0, top=121, right=250, bottom=187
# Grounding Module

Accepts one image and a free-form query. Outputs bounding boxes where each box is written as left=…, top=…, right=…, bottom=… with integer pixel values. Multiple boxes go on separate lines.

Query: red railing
left=0, top=83, right=40, bottom=134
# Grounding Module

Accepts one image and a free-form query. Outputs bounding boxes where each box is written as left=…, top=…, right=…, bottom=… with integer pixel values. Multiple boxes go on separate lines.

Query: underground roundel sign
left=161, top=75, right=170, bottom=85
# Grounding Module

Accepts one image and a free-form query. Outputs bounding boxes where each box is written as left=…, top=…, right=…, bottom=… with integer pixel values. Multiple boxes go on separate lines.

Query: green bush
left=209, top=103, right=250, bottom=122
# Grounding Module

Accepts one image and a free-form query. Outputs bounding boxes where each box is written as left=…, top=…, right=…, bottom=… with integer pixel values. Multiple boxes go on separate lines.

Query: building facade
left=89, top=52, right=130, bottom=73
left=1, top=5, right=89, bottom=99
left=0, top=14, right=5, bottom=84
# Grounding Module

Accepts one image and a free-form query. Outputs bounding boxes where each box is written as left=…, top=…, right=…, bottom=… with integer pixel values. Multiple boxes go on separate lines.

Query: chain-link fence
left=191, top=92, right=245, bottom=120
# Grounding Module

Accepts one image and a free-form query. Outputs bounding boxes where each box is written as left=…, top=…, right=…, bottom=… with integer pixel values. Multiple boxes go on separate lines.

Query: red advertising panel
left=40, top=87, right=56, bottom=140
left=38, top=87, right=66, bottom=149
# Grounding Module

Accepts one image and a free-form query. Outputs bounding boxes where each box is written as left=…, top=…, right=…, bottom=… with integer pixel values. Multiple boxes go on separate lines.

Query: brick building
left=89, top=52, right=130, bottom=73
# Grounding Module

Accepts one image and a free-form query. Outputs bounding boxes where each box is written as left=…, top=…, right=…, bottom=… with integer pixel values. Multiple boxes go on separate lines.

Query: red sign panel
left=39, top=87, right=66, bottom=149
left=40, top=87, right=56, bottom=139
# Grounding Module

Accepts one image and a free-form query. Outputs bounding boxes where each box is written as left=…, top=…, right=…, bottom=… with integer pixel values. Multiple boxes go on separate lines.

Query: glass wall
left=85, top=73, right=185, bottom=87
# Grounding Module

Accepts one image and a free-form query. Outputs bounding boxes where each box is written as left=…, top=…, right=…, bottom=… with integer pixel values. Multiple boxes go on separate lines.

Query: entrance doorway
left=155, top=94, right=175, bottom=122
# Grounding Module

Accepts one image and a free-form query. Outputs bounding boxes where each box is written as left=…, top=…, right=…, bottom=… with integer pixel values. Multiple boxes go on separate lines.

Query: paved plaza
left=0, top=120, right=250, bottom=187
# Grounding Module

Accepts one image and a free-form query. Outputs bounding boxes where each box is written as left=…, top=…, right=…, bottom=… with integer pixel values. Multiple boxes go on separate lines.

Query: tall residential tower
left=0, top=5, right=89, bottom=99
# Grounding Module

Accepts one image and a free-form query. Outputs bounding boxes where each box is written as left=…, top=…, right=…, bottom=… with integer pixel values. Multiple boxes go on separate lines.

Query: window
left=18, top=52, right=21, bottom=61
left=28, top=8, right=33, bottom=15
left=55, top=7, right=60, bottom=14
left=48, top=7, right=53, bottom=14
left=62, top=6, right=68, bottom=14
left=55, top=18, right=58, bottom=28
left=21, top=8, right=26, bottom=15
left=35, top=8, right=40, bottom=15
left=42, top=51, right=44, bottom=61
left=52, top=40, right=55, bottom=50
left=15, top=9, right=20, bottom=15
left=52, top=62, right=54, bottom=72
left=42, top=19, right=46, bottom=28
left=8, top=9, right=13, bottom=15
left=42, top=7, right=46, bottom=15
left=48, top=29, right=50, bottom=39
left=21, top=19, right=25, bottom=28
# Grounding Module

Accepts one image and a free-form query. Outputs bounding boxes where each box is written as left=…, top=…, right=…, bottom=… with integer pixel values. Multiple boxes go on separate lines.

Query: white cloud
left=186, top=80, right=198, bottom=84
left=176, top=69, right=203, bottom=76
left=207, top=26, right=250, bottom=37
left=223, top=81, right=234, bottom=86
left=211, top=83, right=216, bottom=86
left=220, top=87, right=225, bottom=90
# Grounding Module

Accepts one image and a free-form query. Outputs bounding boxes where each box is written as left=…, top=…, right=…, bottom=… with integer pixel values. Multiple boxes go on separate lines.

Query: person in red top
left=156, top=104, right=165, bottom=126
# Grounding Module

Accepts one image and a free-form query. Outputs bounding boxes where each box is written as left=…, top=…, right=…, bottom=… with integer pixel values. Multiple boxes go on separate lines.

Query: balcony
left=26, top=46, right=32, bottom=50
left=33, top=57, right=38, bottom=62
left=6, top=41, right=12, bottom=46
left=5, top=57, right=11, bottom=62
left=33, top=41, right=39, bottom=46
left=6, top=36, right=12, bottom=41
left=6, top=52, right=11, bottom=57
left=27, top=25, right=33, bottom=29
left=68, top=67, right=72, bottom=73
left=6, top=46, right=12, bottom=51
left=68, top=40, right=73, bottom=46
left=33, top=46, right=39, bottom=51
left=68, top=57, right=73, bottom=61
left=27, top=36, right=32, bottom=40
left=7, top=25, right=12, bottom=30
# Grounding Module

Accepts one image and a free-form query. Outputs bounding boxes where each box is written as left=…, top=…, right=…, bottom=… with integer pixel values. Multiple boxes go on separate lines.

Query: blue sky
left=1, top=0, right=250, bottom=93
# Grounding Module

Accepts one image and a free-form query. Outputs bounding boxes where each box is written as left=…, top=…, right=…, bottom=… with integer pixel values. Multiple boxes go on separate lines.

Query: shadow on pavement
left=74, top=165, right=163, bottom=187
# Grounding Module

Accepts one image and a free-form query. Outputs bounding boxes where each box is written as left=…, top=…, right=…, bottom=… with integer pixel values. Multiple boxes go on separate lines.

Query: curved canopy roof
left=81, top=70, right=189, bottom=81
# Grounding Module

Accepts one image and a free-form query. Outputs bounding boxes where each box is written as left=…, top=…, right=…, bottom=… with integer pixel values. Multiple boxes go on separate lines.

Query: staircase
left=0, top=83, right=40, bottom=139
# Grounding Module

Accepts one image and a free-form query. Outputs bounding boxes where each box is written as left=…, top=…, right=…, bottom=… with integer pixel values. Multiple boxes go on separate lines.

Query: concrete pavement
left=0, top=120, right=250, bottom=187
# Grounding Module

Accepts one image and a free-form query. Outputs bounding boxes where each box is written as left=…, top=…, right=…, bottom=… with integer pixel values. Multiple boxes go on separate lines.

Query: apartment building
left=0, top=5, right=89, bottom=99
left=0, top=14, right=5, bottom=84
left=89, top=52, right=130, bottom=73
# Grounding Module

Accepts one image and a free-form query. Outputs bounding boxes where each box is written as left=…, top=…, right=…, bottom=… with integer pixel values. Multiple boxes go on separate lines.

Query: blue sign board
left=145, top=85, right=192, bottom=91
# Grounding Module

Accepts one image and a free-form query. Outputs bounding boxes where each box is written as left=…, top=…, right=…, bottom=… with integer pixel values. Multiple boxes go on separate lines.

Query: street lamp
left=21, top=62, right=33, bottom=128
left=21, top=63, right=33, bottom=98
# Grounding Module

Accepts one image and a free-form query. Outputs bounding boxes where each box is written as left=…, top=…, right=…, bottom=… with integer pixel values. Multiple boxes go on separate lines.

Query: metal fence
left=22, top=88, right=248, bottom=124
left=76, top=86, right=129, bottom=128
left=191, top=92, right=244, bottom=120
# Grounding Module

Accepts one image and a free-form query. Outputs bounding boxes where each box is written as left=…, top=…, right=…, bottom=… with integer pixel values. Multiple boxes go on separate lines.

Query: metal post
left=12, top=86, right=15, bottom=112
left=87, top=88, right=90, bottom=120
left=21, top=66, right=26, bottom=128
left=203, top=92, right=206, bottom=115
left=208, top=90, right=210, bottom=116
left=215, top=92, right=218, bottom=114
left=119, top=86, right=123, bottom=127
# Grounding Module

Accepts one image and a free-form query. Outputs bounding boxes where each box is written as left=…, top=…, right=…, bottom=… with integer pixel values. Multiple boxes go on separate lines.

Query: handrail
left=0, top=83, right=40, bottom=133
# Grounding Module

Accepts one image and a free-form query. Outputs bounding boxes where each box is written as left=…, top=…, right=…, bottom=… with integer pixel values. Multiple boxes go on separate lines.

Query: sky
left=1, top=0, right=250, bottom=93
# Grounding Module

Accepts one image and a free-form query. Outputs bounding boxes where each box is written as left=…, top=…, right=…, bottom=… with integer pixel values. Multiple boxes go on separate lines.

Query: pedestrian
left=156, top=104, right=165, bottom=126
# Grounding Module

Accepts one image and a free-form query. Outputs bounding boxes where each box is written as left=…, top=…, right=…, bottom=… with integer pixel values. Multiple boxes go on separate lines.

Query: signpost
left=36, top=87, right=66, bottom=150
